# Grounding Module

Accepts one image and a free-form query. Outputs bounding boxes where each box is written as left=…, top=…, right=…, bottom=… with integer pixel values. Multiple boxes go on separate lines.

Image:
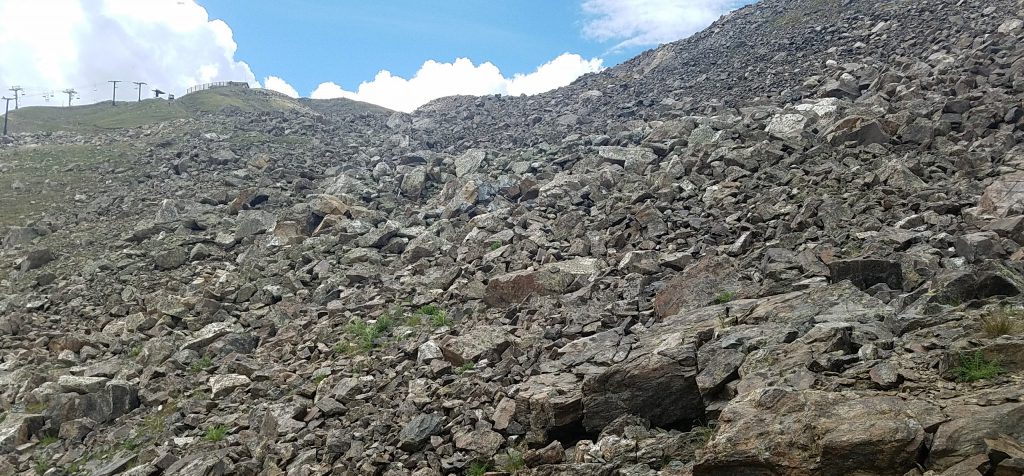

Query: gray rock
left=398, top=413, right=443, bottom=451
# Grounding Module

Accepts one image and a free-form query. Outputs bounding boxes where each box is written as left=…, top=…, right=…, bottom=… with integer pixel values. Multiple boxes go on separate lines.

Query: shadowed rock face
left=2, top=0, right=1024, bottom=474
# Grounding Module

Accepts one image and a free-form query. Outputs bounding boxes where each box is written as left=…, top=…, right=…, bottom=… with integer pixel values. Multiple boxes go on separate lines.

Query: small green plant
left=345, top=315, right=395, bottom=352
left=690, top=422, right=717, bottom=446
left=955, top=351, right=1004, bottom=382
left=33, top=455, right=50, bottom=475
left=418, top=304, right=451, bottom=327
left=981, top=307, right=1022, bottom=337
left=489, top=240, right=503, bottom=251
left=204, top=424, right=228, bottom=442
left=190, top=356, right=213, bottom=373
left=500, top=448, right=526, bottom=473
left=332, top=341, right=356, bottom=355
left=455, top=362, right=476, bottom=375
left=128, top=345, right=142, bottom=358
left=39, top=435, right=59, bottom=447
left=312, top=374, right=328, bottom=385
left=405, top=313, right=423, bottom=326
left=466, top=461, right=491, bottom=476
left=712, top=291, right=736, bottom=305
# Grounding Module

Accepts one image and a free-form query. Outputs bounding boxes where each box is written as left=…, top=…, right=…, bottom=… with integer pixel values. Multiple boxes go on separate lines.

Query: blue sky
left=1, top=0, right=749, bottom=111
left=200, top=1, right=625, bottom=96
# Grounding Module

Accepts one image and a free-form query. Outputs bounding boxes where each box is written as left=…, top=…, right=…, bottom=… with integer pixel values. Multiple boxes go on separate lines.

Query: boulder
left=0, top=413, right=45, bottom=449
left=234, top=210, right=277, bottom=240
left=439, top=326, right=514, bottom=366
left=455, top=149, right=486, bottom=177
left=208, top=374, right=251, bottom=398
left=153, top=246, right=188, bottom=270
left=654, top=255, right=739, bottom=318
left=829, top=259, right=903, bottom=291
left=929, top=402, right=1024, bottom=471
left=695, top=388, right=938, bottom=475
left=980, top=173, right=1024, bottom=218
left=582, top=331, right=703, bottom=431
left=20, top=248, right=54, bottom=271
left=398, top=413, right=444, bottom=452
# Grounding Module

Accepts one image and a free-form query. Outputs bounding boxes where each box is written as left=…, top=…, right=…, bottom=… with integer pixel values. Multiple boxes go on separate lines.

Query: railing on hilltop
left=184, top=81, right=250, bottom=96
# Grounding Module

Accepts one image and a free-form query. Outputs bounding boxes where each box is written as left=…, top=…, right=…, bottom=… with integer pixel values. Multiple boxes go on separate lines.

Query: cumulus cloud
left=581, top=0, right=734, bottom=51
left=310, top=53, right=603, bottom=113
left=263, top=76, right=299, bottom=98
left=0, top=0, right=256, bottom=107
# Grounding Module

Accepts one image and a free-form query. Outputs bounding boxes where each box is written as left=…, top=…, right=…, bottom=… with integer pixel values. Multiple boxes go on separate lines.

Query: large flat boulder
left=694, top=388, right=939, bottom=475
left=582, top=330, right=703, bottom=431
left=653, top=255, right=739, bottom=318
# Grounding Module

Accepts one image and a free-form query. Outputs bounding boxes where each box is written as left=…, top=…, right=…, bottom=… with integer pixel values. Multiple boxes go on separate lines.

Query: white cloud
left=581, top=0, right=734, bottom=51
left=263, top=76, right=299, bottom=98
left=310, top=53, right=603, bottom=113
left=0, top=0, right=256, bottom=107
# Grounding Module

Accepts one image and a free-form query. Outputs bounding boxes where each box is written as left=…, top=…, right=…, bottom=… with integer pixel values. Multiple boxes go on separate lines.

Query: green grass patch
left=466, top=461, right=491, bottom=476
left=0, top=143, right=133, bottom=226
left=336, top=315, right=395, bottom=354
left=490, top=241, right=503, bottom=251
left=455, top=362, right=476, bottom=375
left=39, top=435, right=59, bottom=446
left=712, top=291, right=736, bottom=305
left=500, top=448, right=526, bottom=473
left=416, top=304, right=450, bottom=327
left=955, top=351, right=1004, bottom=382
left=204, top=424, right=228, bottom=442
left=189, top=356, right=213, bottom=373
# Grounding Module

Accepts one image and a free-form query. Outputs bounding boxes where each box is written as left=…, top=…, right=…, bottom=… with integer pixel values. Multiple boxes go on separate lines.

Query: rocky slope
left=3, top=0, right=1024, bottom=474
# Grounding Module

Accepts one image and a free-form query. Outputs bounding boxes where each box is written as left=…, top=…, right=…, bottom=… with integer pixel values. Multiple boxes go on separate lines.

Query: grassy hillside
left=4, top=86, right=323, bottom=134
left=0, top=143, right=135, bottom=226
left=300, top=97, right=394, bottom=116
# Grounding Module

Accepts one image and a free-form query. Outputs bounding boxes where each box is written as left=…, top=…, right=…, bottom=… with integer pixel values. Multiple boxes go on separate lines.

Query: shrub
left=204, top=424, right=228, bottom=442
left=955, top=351, right=1004, bottom=382
left=980, top=307, right=1022, bottom=337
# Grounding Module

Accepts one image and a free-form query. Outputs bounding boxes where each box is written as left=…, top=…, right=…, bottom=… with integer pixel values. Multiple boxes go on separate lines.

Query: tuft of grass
left=33, top=455, right=50, bottom=475
left=128, top=345, right=142, bottom=358
left=489, top=241, right=503, bottom=251
left=405, top=313, right=423, bottom=326
left=312, top=374, right=328, bottom=385
left=712, top=291, right=736, bottom=305
left=466, top=461, right=491, bottom=476
left=189, top=356, right=213, bottom=373
left=955, top=351, right=1004, bottom=382
left=455, top=362, right=476, bottom=375
left=204, top=424, right=228, bottom=442
left=500, top=448, right=527, bottom=474
left=691, top=422, right=717, bottom=446
left=342, top=315, right=395, bottom=353
left=39, top=435, right=59, bottom=447
left=417, top=304, right=450, bottom=327
left=980, top=307, right=1022, bottom=337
